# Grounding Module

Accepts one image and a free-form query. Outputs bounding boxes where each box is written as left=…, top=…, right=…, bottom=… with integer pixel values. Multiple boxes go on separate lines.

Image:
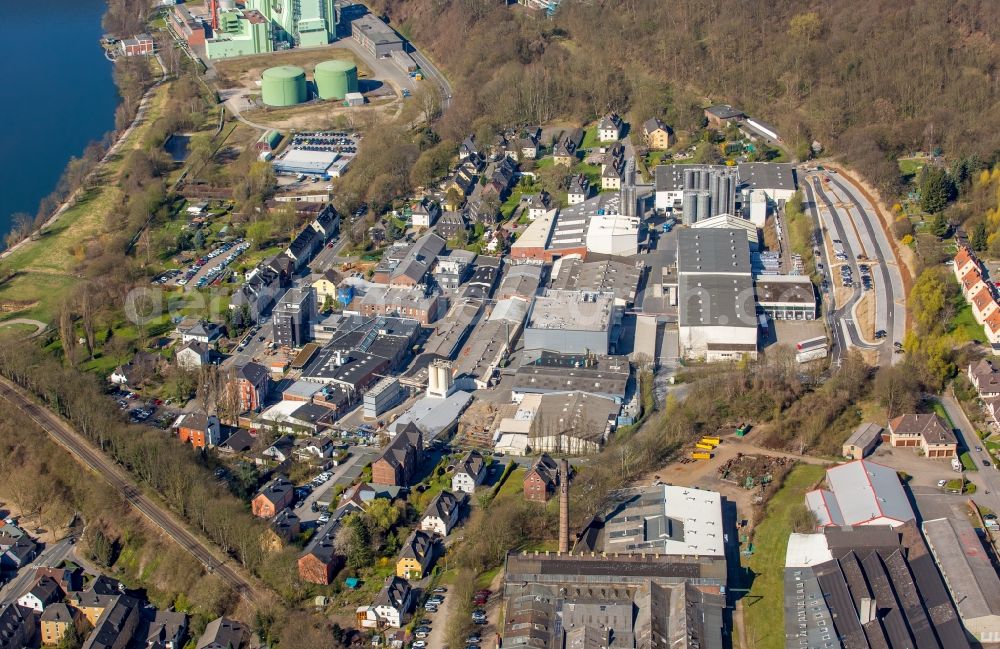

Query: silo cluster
left=681, top=168, right=737, bottom=225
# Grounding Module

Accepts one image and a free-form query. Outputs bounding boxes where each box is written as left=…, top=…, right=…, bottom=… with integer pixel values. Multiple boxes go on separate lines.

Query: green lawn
left=947, top=300, right=984, bottom=343
left=741, top=463, right=826, bottom=649
left=580, top=127, right=600, bottom=151
left=899, top=158, right=927, bottom=180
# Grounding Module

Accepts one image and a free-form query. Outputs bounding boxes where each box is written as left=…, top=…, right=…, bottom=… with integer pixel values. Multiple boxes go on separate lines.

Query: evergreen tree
left=919, top=167, right=955, bottom=214
left=971, top=221, right=988, bottom=251
left=930, top=211, right=950, bottom=238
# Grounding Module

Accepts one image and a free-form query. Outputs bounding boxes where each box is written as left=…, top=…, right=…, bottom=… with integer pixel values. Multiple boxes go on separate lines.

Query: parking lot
left=152, top=239, right=249, bottom=291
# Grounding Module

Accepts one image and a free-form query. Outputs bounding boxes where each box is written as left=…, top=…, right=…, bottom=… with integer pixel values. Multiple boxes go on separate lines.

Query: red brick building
left=523, top=454, right=559, bottom=503
left=233, top=362, right=269, bottom=413
left=252, top=478, right=294, bottom=518
left=372, top=424, right=423, bottom=487
left=121, top=34, right=154, bottom=56
left=298, top=522, right=343, bottom=585
left=176, top=413, right=222, bottom=449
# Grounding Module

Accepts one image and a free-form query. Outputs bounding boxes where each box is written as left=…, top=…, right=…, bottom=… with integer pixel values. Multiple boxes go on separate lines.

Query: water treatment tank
left=682, top=192, right=696, bottom=225
left=261, top=66, right=307, bottom=107
left=314, top=60, right=358, bottom=101
left=696, top=191, right=711, bottom=222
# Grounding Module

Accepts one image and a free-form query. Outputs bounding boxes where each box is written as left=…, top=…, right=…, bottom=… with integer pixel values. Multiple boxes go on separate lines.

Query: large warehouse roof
left=677, top=229, right=751, bottom=275
left=807, top=460, right=914, bottom=528
left=273, top=149, right=338, bottom=175
left=922, top=517, right=1000, bottom=630
left=737, top=162, right=797, bottom=192
left=678, top=273, right=756, bottom=328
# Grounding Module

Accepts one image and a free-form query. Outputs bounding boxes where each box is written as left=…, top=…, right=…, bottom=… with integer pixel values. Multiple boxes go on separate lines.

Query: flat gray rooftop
left=677, top=229, right=751, bottom=275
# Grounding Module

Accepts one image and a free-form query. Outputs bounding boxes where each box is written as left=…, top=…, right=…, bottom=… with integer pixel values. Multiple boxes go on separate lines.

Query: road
left=0, top=377, right=264, bottom=603
left=824, top=172, right=907, bottom=355
left=801, top=174, right=877, bottom=365
left=294, top=446, right=378, bottom=524
left=939, top=391, right=1000, bottom=512
left=0, top=538, right=76, bottom=607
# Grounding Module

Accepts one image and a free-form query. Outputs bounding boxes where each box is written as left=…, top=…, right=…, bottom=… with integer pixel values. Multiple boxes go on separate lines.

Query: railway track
left=0, top=377, right=261, bottom=603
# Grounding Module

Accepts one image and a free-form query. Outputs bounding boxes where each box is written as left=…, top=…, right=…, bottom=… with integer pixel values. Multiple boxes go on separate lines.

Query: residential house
left=34, top=567, right=80, bottom=593
left=411, top=199, right=441, bottom=229
left=960, top=266, right=987, bottom=299
left=298, top=519, right=343, bottom=585
left=251, top=478, right=294, bottom=518
left=358, top=577, right=413, bottom=629
left=517, top=128, right=540, bottom=160
left=361, top=286, right=443, bottom=326
left=525, top=192, right=550, bottom=221
left=81, top=594, right=140, bottom=649
left=552, top=129, right=583, bottom=166
left=704, top=104, right=745, bottom=128
left=886, top=414, right=958, bottom=459
left=230, top=265, right=283, bottom=324
left=40, top=603, right=83, bottom=646
left=642, top=118, right=675, bottom=149
left=969, top=359, right=1000, bottom=397
left=175, top=413, right=222, bottom=450
left=987, top=311, right=1000, bottom=345
left=310, top=203, right=340, bottom=241
left=484, top=157, right=518, bottom=200
left=285, top=225, right=322, bottom=272
left=178, top=320, right=224, bottom=344
left=523, top=454, right=559, bottom=503
left=601, top=161, right=622, bottom=190
left=447, top=167, right=476, bottom=199
left=953, top=246, right=980, bottom=282
left=459, top=135, right=479, bottom=161
left=372, top=232, right=446, bottom=286
left=17, top=576, right=62, bottom=612
left=176, top=341, right=211, bottom=369
left=396, top=530, right=436, bottom=580
left=597, top=113, right=624, bottom=141
left=311, top=269, right=345, bottom=304
left=451, top=450, right=485, bottom=494
left=567, top=174, right=590, bottom=205
left=233, top=362, right=269, bottom=413
left=196, top=617, right=247, bottom=649
left=371, top=424, right=423, bottom=486
left=435, top=211, right=468, bottom=241
left=260, top=434, right=295, bottom=462
left=1, top=537, right=38, bottom=571
left=270, top=508, right=301, bottom=544
left=420, top=490, right=461, bottom=536
left=141, top=609, right=188, bottom=649
left=109, top=351, right=161, bottom=387
left=71, top=582, right=119, bottom=627
left=466, top=197, right=499, bottom=226
left=0, top=603, right=31, bottom=649
left=971, top=285, right=999, bottom=324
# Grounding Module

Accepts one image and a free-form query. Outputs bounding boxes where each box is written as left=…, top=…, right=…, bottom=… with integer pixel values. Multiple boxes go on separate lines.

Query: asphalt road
left=0, top=538, right=75, bottom=607
left=824, top=173, right=907, bottom=359
left=802, top=174, right=876, bottom=365
left=940, top=392, right=1000, bottom=512
left=0, top=377, right=263, bottom=603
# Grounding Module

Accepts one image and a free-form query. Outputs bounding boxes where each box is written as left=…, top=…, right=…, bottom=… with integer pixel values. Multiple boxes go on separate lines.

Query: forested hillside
left=375, top=0, right=999, bottom=195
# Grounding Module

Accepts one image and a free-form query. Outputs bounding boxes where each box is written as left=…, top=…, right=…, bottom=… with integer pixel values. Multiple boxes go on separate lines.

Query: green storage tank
left=261, top=65, right=307, bottom=107
left=314, top=60, right=358, bottom=101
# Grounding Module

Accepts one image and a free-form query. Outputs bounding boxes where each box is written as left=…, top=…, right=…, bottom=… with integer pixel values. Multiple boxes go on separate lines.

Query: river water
left=0, top=0, right=120, bottom=238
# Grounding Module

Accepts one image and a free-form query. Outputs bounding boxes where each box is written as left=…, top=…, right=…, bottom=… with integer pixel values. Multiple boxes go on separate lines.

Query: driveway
left=295, top=446, right=378, bottom=523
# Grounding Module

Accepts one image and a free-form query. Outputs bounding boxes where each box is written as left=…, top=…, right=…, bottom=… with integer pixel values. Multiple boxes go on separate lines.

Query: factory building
left=922, top=517, right=1000, bottom=642
left=783, top=524, right=971, bottom=649
left=653, top=162, right=797, bottom=225
left=523, top=289, right=617, bottom=355
left=754, top=275, right=816, bottom=320
left=363, top=377, right=405, bottom=419
left=206, top=0, right=339, bottom=59
left=676, top=229, right=758, bottom=361
left=351, top=13, right=404, bottom=58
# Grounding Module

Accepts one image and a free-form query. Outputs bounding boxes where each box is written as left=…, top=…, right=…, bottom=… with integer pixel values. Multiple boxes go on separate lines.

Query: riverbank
left=0, top=64, right=172, bottom=325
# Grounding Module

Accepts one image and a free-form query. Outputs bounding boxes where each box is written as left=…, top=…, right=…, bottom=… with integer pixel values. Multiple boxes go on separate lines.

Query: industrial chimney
left=559, top=459, right=570, bottom=553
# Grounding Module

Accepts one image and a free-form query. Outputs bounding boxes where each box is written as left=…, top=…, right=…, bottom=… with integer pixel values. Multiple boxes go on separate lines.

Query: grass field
left=947, top=300, right=984, bottom=343
left=740, top=463, right=826, bottom=649
left=0, top=81, right=174, bottom=327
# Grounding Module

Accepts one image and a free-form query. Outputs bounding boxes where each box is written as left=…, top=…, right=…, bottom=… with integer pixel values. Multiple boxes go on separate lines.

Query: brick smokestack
left=559, top=459, right=570, bottom=552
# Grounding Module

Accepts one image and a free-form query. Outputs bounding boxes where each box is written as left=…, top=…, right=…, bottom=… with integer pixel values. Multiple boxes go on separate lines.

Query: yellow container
left=695, top=443, right=714, bottom=450
left=692, top=452, right=712, bottom=460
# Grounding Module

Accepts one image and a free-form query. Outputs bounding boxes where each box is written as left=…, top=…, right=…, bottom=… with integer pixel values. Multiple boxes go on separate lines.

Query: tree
left=971, top=221, right=988, bottom=251
left=919, top=167, right=956, bottom=214
left=930, top=211, right=950, bottom=238
left=342, top=513, right=374, bottom=569
left=909, top=269, right=949, bottom=333
left=56, top=621, right=83, bottom=649
left=873, top=365, right=919, bottom=418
